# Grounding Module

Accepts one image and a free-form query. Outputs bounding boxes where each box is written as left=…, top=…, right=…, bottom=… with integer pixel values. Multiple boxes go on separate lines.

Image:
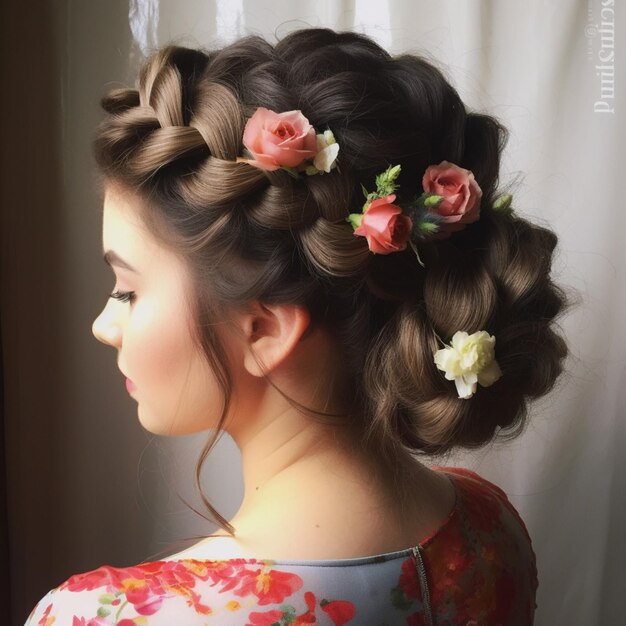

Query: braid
left=93, top=28, right=571, bottom=458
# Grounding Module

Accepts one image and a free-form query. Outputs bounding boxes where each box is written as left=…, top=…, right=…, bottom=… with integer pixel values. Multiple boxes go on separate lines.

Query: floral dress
left=24, top=466, right=538, bottom=625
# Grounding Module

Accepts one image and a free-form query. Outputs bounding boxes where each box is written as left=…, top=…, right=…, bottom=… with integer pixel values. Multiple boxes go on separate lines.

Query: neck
left=220, top=325, right=421, bottom=538
left=231, top=406, right=353, bottom=512
left=224, top=403, right=422, bottom=539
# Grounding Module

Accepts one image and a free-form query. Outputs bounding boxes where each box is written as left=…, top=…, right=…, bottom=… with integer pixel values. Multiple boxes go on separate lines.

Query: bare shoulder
left=162, top=534, right=252, bottom=561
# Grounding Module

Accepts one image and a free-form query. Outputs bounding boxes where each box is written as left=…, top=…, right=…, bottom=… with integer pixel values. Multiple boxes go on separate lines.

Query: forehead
left=100, top=188, right=170, bottom=274
left=100, top=186, right=194, bottom=294
left=102, top=187, right=150, bottom=242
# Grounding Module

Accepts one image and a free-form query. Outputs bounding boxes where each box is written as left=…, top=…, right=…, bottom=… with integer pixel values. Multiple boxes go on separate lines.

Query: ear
left=236, top=301, right=311, bottom=377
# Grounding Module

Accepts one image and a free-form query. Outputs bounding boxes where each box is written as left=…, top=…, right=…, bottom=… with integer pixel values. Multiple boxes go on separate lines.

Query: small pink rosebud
left=354, top=194, right=413, bottom=254
left=422, top=161, right=482, bottom=238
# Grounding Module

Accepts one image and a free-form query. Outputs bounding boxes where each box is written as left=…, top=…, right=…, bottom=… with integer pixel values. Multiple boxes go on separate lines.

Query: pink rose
left=238, top=107, right=318, bottom=171
left=422, top=160, right=482, bottom=238
left=354, top=194, right=413, bottom=254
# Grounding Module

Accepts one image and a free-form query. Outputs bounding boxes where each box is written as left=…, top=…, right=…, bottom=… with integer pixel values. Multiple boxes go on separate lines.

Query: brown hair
left=92, top=28, right=573, bottom=537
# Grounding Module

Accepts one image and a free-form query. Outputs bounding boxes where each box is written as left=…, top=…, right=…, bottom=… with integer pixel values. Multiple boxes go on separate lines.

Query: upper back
left=25, top=466, right=538, bottom=625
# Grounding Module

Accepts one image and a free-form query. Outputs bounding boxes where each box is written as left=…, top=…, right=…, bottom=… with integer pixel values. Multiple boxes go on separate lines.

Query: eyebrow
left=103, top=250, right=139, bottom=273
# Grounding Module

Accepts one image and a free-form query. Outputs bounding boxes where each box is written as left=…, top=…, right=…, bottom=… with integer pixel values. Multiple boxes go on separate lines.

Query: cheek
left=125, top=304, right=188, bottom=384
left=124, top=304, right=222, bottom=434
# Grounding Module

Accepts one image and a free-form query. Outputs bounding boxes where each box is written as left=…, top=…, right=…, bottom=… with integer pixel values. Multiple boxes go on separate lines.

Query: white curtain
left=4, top=1, right=622, bottom=625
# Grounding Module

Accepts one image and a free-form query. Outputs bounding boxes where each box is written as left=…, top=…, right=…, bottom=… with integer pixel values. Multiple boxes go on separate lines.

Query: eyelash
left=110, top=289, right=136, bottom=304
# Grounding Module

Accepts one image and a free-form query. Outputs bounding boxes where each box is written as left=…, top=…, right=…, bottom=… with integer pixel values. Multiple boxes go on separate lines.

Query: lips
left=119, top=366, right=136, bottom=392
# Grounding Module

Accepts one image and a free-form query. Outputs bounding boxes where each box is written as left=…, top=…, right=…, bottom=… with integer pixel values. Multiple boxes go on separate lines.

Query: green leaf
left=424, top=194, right=444, bottom=207
left=361, top=183, right=370, bottom=199
left=305, top=164, right=320, bottom=176
left=275, top=603, right=296, bottom=624
left=281, top=166, right=300, bottom=178
left=417, top=221, right=439, bottom=233
left=375, top=164, right=402, bottom=196
left=388, top=163, right=402, bottom=180
left=360, top=192, right=377, bottom=213
left=493, top=193, right=513, bottom=213
left=98, top=593, right=117, bottom=605
left=346, top=213, right=363, bottom=229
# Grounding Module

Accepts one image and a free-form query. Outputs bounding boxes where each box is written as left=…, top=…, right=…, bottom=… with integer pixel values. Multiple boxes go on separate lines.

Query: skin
left=92, top=185, right=456, bottom=561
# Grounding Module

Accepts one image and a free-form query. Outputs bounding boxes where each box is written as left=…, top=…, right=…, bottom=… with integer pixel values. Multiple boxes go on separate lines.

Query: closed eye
left=110, top=289, right=136, bottom=304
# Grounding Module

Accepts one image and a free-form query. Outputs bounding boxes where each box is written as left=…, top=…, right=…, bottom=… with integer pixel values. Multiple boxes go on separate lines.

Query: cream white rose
left=433, top=330, right=502, bottom=399
left=312, top=129, right=340, bottom=173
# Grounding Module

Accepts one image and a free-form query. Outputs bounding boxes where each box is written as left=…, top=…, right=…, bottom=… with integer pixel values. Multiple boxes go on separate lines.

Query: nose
left=92, top=298, right=123, bottom=348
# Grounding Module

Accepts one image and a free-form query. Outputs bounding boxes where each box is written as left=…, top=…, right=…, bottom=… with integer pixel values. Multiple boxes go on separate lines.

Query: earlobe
left=241, top=302, right=311, bottom=377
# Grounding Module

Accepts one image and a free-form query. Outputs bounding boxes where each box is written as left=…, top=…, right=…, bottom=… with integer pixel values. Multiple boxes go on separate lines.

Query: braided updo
left=92, top=28, right=570, bottom=534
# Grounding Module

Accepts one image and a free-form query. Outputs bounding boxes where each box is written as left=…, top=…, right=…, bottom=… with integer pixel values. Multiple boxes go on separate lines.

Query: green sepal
left=493, top=193, right=513, bottom=213
left=346, top=213, right=364, bottom=229
left=361, top=183, right=370, bottom=199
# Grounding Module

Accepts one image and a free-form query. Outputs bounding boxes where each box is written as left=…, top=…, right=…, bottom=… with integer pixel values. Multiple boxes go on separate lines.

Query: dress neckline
left=161, top=468, right=462, bottom=568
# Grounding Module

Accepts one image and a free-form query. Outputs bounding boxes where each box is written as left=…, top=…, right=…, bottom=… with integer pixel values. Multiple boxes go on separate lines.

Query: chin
left=136, top=405, right=175, bottom=436
left=136, top=405, right=212, bottom=436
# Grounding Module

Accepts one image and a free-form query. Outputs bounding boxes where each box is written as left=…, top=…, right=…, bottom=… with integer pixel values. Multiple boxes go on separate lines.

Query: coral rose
left=422, top=161, right=482, bottom=238
left=354, top=194, right=413, bottom=254
left=239, top=108, right=318, bottom=171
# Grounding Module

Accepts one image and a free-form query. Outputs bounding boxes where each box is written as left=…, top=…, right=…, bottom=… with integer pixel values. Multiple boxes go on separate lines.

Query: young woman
left=25, top=27, right=569, bottom=625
